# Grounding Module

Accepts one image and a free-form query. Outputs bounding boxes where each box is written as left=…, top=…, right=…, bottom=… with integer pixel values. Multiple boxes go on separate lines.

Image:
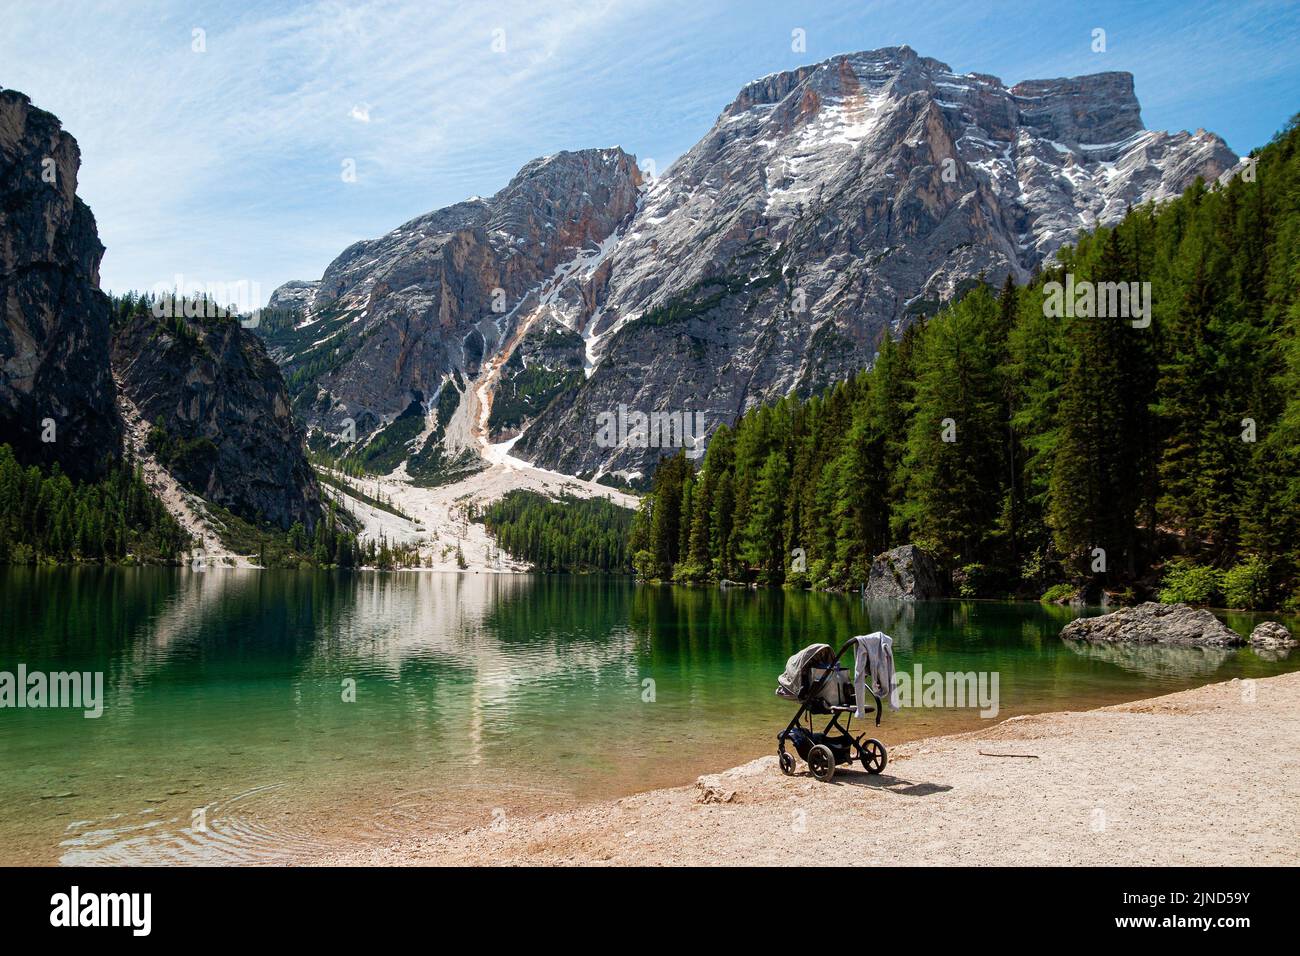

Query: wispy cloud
left=1, top=0, right=653, bottom=299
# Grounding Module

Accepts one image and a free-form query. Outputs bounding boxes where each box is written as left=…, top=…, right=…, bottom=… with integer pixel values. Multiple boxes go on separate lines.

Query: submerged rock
left=864, top=545, right=945, bottom=601
left=1249, top=621, right=1296, bottom=649
left=1060, top=602, right=1243, bottom=647
left=1060, top=637, right=1232, bottom=679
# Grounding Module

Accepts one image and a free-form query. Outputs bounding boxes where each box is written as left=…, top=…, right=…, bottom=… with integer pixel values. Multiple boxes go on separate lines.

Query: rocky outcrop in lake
left=0, top=88, right=121, bottom=479
left=1249, top=621, right=1296, bottom=649
left=1060, top=602, right=1244, bottom=647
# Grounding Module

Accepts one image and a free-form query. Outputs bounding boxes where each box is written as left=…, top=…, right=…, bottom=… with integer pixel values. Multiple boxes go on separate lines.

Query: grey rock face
left=112, top=311, right=322, bottom=531
left=260, top=148, right=641, bottom=456
left=487, top=315, right=585, bottom=441
left=265, top=47, right=1235, bottom=484
left=864, top=545, right=946, bottom=601
left=1060, top=603, right=1244, bottom=647
left=266, top=280, right=320, bottom=312
left=1249, top=621, right=1296, bottom=649
left=1, top=87, right=324, bottom=533
left=0, top=89, right=122, bottom=479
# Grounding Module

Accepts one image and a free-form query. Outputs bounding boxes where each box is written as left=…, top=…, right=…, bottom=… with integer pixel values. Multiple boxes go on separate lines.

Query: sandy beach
left=327, top=671, right=1300, bottom=866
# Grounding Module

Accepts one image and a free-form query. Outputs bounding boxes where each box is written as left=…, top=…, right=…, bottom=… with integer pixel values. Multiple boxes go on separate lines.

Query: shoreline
left=324, top=671, right=1300, bottom=866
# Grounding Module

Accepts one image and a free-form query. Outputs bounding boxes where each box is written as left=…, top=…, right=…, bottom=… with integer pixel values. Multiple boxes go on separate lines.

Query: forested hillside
left=630, top=117, right=1300, bottom=609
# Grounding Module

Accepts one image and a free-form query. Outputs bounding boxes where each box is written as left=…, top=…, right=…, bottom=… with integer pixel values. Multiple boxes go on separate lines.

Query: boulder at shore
left=1060, top=602, right=1244, bottom=647
left=864, top=545, right=945, bottom=601
left=1250, top=621, right=1297, bottom=649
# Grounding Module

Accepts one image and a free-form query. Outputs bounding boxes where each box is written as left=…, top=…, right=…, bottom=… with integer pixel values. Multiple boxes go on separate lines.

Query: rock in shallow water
left=1060, top=602, right=1243, bottom=647
left=1249, top=621, right=1297, bottom=649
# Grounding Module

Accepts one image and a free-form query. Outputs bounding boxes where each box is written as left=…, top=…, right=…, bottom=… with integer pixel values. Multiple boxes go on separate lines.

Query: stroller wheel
left=859, top=737, right=887, bottom=775
left=807, top=744, right=835, bottom=782
left=778, top=750, right=796, bottom=776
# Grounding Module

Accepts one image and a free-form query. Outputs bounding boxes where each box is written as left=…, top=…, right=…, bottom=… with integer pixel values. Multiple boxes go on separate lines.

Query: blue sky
left=2, top=0, right=1296, bottom=304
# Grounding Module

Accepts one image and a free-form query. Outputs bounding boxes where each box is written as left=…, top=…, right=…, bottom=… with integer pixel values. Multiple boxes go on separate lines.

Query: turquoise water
left=1, top=567, right=1295, bottom=864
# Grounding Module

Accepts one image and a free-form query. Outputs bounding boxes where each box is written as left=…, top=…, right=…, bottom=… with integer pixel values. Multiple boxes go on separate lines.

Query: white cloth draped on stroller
left=852, top=631, right=901, bottom=717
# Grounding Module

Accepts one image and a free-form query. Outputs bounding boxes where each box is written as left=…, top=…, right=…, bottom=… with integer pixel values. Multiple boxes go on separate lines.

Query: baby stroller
left=775, top=640, right=887, bottom=782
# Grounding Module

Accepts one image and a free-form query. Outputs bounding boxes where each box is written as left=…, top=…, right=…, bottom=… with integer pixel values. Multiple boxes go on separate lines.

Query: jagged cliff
left=112, top=309, right=322, bottom=530
left=513, top=49, right=1237, bottom=481
left=0, top=88, right=120, bottom=479
left=258, top=148, right=642, bottom=457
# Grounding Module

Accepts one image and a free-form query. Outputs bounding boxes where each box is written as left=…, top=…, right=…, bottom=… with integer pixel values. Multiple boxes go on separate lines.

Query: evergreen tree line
left=478, top=491, right=634, bottom=573
left=108, top=289, right=251, bottom=329
left=0, top=440, right=386, bottom=571
left=629, top=117, right=1300, bottom=609
left=0, top=443, right=190, bottom=564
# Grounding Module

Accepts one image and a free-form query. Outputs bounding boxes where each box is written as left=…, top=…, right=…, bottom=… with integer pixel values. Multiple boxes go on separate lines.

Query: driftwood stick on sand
left=978, top=751, right=1040, bottom=758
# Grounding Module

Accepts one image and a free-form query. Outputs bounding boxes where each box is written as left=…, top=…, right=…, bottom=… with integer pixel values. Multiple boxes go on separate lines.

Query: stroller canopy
left=775, top=643, right=836, bottom=700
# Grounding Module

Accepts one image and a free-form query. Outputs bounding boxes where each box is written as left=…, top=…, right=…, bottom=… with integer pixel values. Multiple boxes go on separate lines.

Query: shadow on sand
left=799, top=768, right=952, bottom=796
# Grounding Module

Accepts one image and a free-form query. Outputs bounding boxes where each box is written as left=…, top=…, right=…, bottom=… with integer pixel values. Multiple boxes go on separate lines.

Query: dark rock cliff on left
left=112, top=309, right=322, bottom=531
left=0, top=88, right=121, bottom=479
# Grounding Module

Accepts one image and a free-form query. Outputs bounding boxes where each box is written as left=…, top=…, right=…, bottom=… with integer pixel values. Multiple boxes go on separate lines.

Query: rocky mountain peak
left=259, top=47, right=1238, bottom=488
left=1010, top=71, right=1143, bottom=147
left=723, top=46, right=947, bottom=117
left=258, top=144, right=643, bottom=476
left=511, top=48, right=1237, bottom=482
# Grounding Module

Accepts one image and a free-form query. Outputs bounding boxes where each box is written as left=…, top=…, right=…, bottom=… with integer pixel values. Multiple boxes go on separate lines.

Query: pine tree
left=901, top=285, right=1008, bottom=570
left=740, top=449, right=790, bottom=582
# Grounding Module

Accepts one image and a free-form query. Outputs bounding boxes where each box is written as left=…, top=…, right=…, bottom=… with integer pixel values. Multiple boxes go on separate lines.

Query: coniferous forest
left=629, top=117, right=1300, bottom=610
left=0, top=443, right=189, bottom=564
left=478, top=491, right=633, bottom=573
